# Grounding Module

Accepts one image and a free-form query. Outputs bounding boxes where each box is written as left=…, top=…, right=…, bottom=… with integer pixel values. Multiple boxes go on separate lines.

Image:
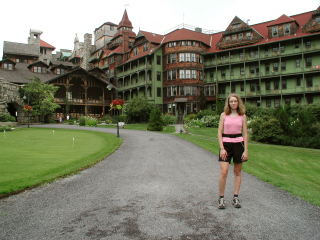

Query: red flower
left=24, top=105, right=32, bottom=112
left=110, top=99, right=124, bottom=110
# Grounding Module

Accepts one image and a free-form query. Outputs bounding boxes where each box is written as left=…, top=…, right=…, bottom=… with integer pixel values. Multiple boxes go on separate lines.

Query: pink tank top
left=223, top=115, right=244, bottom=143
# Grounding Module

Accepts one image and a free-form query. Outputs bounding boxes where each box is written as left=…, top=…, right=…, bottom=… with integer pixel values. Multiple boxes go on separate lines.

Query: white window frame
left=284, top=24, right=290, bottom=34
left=191, top=53, right=196, bottom=62
left=186, top=70, right=191, bottom=79
left=272, top=26, right=278, bottom=36
left=180, top=69, right=185, bottom=79
left=179, top=53, right=185, bottom=62
left=186, top=53, right=191, bottom=62
left=192, top=70, right=196, bottom=79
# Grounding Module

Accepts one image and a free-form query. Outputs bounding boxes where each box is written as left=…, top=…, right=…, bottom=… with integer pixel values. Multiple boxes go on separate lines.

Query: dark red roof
left=205, top=10, right=315, bottom=54
left=120, top=46, right=161, bottom=66
left=109, top=46, right=123, bottom=56
left=102, top=49, right=112, bottom=57
left=267, top=14, right=298, bottom=26
left=118, top=9, right=133, bottom=29
left=163, top=28, right=211, bottom=46
left=139, top=31, right=164, bottom=44
left=40, top=39, right=55, bottom=50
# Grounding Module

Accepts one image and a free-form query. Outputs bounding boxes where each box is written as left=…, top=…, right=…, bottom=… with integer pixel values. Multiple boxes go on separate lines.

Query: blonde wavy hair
left=224, top=93, right=246, bottom=115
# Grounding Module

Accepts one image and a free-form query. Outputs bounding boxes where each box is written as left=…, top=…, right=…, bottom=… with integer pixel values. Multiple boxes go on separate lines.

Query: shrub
left=162, top=114, right=176, bottom=125
left=85, top=117, right=98, bottom=127
left=124, top=96, right=154, bottom=123
left=0, top=114, right=16, bottom=122
left=0, top=125, right=14, bottom=132
left=101, top=114, right=112, bottom=124
left=147, top=107, right=163, bottom=131
left=257, top=118, right=284, bottom=144
left=68, top=120, right=75, bottom=125
left=195, top=110, right=215, bottom=119
left=201, top=115, right=220, bottom=127
left=78, top=116, right=86, bottom=126
left=184, top=119, right=204, bottom=129
left=78, top=116, right=98, bottom=127
left=251, top=117, right=283, bottom=144
left=184, top=114, right=196, bottom=124
left=119, top=114, right=127, bottom=122
left=245, top=103, right=273, bottom=118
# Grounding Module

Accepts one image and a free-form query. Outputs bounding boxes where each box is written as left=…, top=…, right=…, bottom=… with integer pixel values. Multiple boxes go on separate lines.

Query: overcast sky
left=1, top=0, right=319, bottom=59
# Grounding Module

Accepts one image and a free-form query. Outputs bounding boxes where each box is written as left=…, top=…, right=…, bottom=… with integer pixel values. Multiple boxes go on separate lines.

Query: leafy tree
left=147, top=107, right=163, bottom=131
left=199, top=90, right=206, bottom=110
left=124, top=96, right=154, bottom=123
left=20, top=77, right=60, bottom=122
left=216, top=98, right=225, bottom=115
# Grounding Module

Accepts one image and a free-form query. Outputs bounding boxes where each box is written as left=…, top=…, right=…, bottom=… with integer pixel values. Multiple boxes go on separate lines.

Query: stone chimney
left=81, top=33, right=92, bottom=70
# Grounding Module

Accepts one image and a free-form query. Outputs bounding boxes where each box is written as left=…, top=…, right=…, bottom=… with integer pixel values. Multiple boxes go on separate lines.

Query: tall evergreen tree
left=147, top=107, right=163, bottom=131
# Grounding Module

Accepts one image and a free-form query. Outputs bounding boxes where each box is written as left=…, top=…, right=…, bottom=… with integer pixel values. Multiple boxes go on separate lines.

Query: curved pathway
left=0, top=124, right=319, bottom=239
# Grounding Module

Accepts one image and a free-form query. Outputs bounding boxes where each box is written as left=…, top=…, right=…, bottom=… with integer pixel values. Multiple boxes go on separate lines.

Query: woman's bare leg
left=219, top=162, right=230, bottom=196
left=234, top=163, right=243, bottom=195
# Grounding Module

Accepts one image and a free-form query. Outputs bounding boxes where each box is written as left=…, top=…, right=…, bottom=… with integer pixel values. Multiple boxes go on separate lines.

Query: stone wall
left=0, top=78, right=26, bottom=124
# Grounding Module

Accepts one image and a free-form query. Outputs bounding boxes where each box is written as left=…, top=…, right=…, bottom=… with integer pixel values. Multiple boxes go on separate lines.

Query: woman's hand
left=242, top=151, right=248, bottom=162
left=220, top=148, right=228, bottom=161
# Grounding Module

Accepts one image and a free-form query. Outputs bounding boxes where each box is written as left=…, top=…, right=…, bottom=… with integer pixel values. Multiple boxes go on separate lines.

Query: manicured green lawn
left=176, top=127, right=320, bottom=207
left=0, top=128, right=121, bottom=197
left=97, top=124, right=176, bottom=133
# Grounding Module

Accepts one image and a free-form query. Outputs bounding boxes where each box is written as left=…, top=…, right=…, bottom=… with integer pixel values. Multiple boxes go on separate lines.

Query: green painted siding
left=204, top=34, right=320, bottom=107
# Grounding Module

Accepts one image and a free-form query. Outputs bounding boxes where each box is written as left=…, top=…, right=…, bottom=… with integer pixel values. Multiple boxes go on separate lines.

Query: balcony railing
left=117, top=64, right=152, bottom=77
left=55, top=98, right=111, bottom=105
left=218, top=86, right=319, bottom=99
left=118, top=81, right=152, bottom=91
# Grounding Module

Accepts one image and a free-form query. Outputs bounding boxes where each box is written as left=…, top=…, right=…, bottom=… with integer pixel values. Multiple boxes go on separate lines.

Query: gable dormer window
left=226, top=36, right=230, bottom=41
left=143, top=43, right=149, bottom=52
left=232, top=34, right=237, bottom=40
left=272, top=26, right=279, bottom=36
left=284, top=24, right=290, bottom=35
left=246, top=32, right=251, bottom=37
left=239, top=33, right=243, bottom=39
left=3, top=63, right=13, bottom=70
left=133, top=47, right=138, bottom=56
left=316, top=16, right=320, bottom=23
left=56, top=68, right=65, bottom=75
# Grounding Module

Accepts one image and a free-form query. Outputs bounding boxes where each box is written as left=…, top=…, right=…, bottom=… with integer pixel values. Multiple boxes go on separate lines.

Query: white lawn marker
left=72, top=137, right=75, bottom=148
left=53, top=130, right=54, bottom=137
left=4, top=130, right=6, bottom=139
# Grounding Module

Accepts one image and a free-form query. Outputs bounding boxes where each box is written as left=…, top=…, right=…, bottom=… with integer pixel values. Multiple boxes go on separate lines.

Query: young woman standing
left=217, top=93, right=248, bottom=209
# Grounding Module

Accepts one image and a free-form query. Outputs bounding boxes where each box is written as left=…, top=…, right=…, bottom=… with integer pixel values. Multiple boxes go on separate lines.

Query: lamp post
left=107, top=84, right=119, bottom=138
left=23, top=92, right=30, bottom=128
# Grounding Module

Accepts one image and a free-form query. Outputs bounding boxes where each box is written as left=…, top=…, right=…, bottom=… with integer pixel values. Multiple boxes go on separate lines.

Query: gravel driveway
left=0, top=124, right=319, bottom=240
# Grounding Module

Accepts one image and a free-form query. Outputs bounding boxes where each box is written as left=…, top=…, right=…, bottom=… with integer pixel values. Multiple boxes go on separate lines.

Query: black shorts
left=218, top=142, right=246, bottom=164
